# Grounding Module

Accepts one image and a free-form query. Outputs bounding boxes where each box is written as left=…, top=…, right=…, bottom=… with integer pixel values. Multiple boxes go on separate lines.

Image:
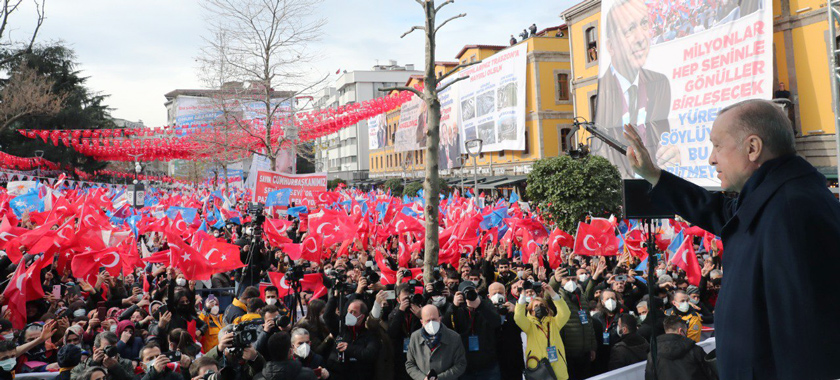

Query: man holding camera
left=449, top=281, right=501, bottom=380
left=205, top=327, right=266, bottom=380
left=387, top=283, right=423, bottom=380
left=323, top=298, right=380, bottom=380
left=70, top=332, right=134, bottom=380
left=138, top=342, right=190, bottom=380
left=253, top=332, right=316, bottom=380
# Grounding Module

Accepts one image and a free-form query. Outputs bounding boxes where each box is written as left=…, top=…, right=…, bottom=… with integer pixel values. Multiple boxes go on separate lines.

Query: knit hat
left=686, top=285, right=700, bottom=295
left=57, top=344, right=82, bottom=368
left=657, top=274, right=674, bottom=285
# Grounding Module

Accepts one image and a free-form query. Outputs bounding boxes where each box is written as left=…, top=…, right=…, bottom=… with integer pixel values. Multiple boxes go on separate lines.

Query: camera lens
left=465, top=288, right=478, bottom=302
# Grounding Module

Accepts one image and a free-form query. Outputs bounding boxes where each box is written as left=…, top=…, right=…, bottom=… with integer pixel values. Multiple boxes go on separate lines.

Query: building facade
left=314, top=62, right=422, bottom=182
left=367, top=26, right=574, bottom=195
left=562, top=0, right=838, bottom=184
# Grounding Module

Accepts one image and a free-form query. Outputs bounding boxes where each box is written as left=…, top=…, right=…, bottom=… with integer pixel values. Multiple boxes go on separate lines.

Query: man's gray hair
left=94, top=331, right=118, bottom=348
left=290, top=327, right=309, bottom=341
left=719, top=99, right=796, bottom=157
left=637, top=300, right=648, bottom=309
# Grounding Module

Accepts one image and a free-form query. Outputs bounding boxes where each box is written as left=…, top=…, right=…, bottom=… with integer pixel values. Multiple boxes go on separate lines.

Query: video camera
left=323, top=268, right=357, bottom=293
left=286, top=260, right=310, bottom=283
left=245, top=202, right=266, bottom=242
left=230, top=319, right=263, bottom=349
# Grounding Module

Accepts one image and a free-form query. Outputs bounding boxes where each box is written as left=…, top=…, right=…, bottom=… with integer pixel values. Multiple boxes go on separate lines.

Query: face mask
left=524, top=296, right=533, bottom=304
left=73, top=309, right=86, bottom=318
left=677, top=301, right=690, bottom=313
left=423, top=320, right=440, bottom=335
left=210, top=306, right=219, bottom=315
left=0, top=358, right=15, bottom=372
left=655, top=269, right=666, bottom=277
left=578, top=274, right=589, bottom=283
left=604, top=299, right=617, bottom=312
left=266, top=298, right=277, bottom=306
left=213, top=231, right=220, bottom=238
left=639, top=314, right=647, bottom=322
left=564, top=281, right=577, bottom=293
left=176, top=278, right=187, bottom=287
left=689, top=298, right=699, bottom=305
left=110, top=325, right=118, bottom=333
left=344, top=313, right=358, bottom=327
left=517, top=271, right=525, bottom=279
left=534, top=306, right=548, bottom=319
left=490, top=294, right=505, bottom=304
left=294, top=343, right=310, bottom=359
left=431, top=296, right=445, bottom=307
left=1, top=333, right=12, bottom=341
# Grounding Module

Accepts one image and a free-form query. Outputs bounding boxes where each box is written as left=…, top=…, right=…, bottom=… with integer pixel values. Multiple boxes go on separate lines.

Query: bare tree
left=0, top=63, right=64, bottom=132
left=380, top=0, right=481, bottom=283
left=198, top=0, right=328, bottom=171
left=0, top=0, right=46, bottom=66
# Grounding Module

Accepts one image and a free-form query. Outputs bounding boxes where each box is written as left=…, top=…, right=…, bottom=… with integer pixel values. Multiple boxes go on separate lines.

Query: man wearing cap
left=57, top=345, right=83, bottom=380
left=448, top=281, right=501, bottom=380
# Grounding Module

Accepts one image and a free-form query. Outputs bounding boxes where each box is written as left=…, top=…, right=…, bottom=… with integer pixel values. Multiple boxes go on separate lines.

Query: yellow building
left=368, top=26, right=575, bottom=195
left=562, top=0, right=838, bottom=183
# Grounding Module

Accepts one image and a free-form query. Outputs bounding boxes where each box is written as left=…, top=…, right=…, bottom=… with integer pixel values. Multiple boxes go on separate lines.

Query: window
left=589, top=95, right=598, bottom=120
left=523, top=129, right=530, bottom=156
left=499, top=150, right=505, bottom=157
left=560, top=127, right=571, bottom=152
left=556, top=73, right=570, bottom=101
left=585, top=27, right=598, bottom=63
left=470, top=55, right=477, bottom=63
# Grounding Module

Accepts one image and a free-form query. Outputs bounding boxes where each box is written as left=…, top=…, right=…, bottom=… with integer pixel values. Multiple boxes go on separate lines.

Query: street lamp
left=465, top=138, right=483, bottom=199
left=127, top=153, right=144, bottom=209
left=34, top=150, right=44, bottom=179
left=456, top=156, right=467, bottom=195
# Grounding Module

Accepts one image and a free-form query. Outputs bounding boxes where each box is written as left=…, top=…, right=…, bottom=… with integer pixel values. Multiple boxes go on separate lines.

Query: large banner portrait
left=458, top=43, right=528, bottom=153
left=395, top=95, right=427, bottom=153
left=439, top=76, right=462, bottom=170
left=595, top=0, right=771, bottom=187
left=368, top=113, right=387, bottom=150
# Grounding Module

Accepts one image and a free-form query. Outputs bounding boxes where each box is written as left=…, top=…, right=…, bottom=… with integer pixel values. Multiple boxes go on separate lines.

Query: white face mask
left=655, top=269, right=666, bottom=277
left=266, top=298, right=277, bottom=306
left=431, top=296, right=446, bottom=307
left=490, top=294, right=505, bottom=304
left=689, top=298, right=699, bottom=305
left=110, top=324, right=118, bottom=333
left=424, top=320, right=441, bottom=335
left=295, top=343, right=311, bottom=358
left=639, top=314, right=647, bottom=322
left=677, top=301, right=690, bottom=313
left=604, top=299, right=617, bottom=312
left=578, top=274, right=589, bottom=283
left=1, top=333, right=12, bottom=341
left=517, top=271, right=525, bottom=279
left=564, top=281, right=577, bottom=293
left=0, top=358, right=16, bottom=372
left=176, top=278, right=187, bottom=287
left=524, top=296, right=533, bottom=304
left=210, top=306, right=220, bottom=315
left=345, top=313, right=358, bottom=327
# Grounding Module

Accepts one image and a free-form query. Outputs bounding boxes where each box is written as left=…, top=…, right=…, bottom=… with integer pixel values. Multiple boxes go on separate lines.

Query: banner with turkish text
left=252, top=171, right=327, bottom=209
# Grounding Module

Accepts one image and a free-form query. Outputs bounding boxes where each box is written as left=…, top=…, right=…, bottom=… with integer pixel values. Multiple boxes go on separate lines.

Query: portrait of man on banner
left=595, top=0, right=674, bottom=177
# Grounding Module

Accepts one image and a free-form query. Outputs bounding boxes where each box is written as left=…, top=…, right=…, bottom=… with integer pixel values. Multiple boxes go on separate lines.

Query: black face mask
left=534, top=306, right=548, bottom=319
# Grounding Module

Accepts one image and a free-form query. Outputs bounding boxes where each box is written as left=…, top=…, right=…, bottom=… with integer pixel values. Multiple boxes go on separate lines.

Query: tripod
left=643, top=218, right=660, bottom=380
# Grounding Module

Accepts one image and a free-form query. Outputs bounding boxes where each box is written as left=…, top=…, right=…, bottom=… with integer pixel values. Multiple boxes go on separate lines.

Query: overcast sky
left=14, top=0, right=575, bottom=127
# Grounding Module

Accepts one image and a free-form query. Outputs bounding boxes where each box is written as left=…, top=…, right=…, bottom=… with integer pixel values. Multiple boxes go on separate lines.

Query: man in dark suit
left=623, top=99, right=840, bottom=380
left=596, top=0, right=674, bottom=177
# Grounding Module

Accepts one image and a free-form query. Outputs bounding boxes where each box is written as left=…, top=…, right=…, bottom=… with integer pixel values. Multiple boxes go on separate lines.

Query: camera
left=464, top=287, right=478, bottom=302
left=614, top=275, right=628, bottom=283
left=401, top=269, right=412, bottom=278
left=103, top=346, right=119, bottom=358
left=323, top=268, right=357, bottom=293
left=410, top=293, right=426, bottom=306
left=163, top=351, right=181, bottom=362
left=363, top=265, right=380, bottom=285
left=230, top=319, right=263, bottom=348
left=286, top=260, right=310, bottom=283
left=494, top=302, right=509, bottom=315
left=275, top=308, right=291, bottom=328
left=429, top=281, right=446, bottom=296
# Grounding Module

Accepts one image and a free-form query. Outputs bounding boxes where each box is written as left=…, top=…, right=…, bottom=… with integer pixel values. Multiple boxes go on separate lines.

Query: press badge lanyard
left=466, top=309, right=479, bottom=351
left=537, top=322, right=560, bottom=363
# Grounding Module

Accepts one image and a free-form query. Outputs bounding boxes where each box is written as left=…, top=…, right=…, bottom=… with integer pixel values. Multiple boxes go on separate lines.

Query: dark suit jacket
left=595, top=66, right=671, bottom=177
left=649, top=155, right=840, bottom=380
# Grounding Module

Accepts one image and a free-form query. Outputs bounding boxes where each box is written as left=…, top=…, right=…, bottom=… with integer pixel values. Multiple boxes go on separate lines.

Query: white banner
left=439, top=75, right=462, bottom=170
left=395, top=95, right=426, bottom=153
left=595, top=0, right=772, bottom=187
left=368, top=113, right=386, bottom=150
left=457, top=43, right=528, bottom=153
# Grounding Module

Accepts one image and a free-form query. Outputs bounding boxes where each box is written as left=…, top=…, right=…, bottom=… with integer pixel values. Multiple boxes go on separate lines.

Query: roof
left=537, top=24, right=568, bottom=36
left=435, top=61, right=459, bottom=66
left=455, top=44, right=508, bottom=59
left=164, top=88, right=295, bottom=101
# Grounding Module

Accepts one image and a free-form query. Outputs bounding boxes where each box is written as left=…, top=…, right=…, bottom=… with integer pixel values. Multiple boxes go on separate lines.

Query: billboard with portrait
left=594, top=0, right=772, bottom=187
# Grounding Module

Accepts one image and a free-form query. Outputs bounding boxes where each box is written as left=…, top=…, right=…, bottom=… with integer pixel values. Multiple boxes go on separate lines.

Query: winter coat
left=514, top=296, right=571, bottom=380
left=549, top=279, right=597, bottom=356
left=650, top=155, right=840, bottom=379
left=404, top=324, right=466, bottom=380
left=608, top=332, right=649, bottom=370
left=644, top=334, right=715, bottom=380
left=447, top=297, right=501, bottom=373
left=253, top=361, right=316, bottom=380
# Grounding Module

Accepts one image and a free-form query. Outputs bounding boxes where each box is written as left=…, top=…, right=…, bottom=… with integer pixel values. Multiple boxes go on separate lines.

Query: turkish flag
left=4, top=262, right=29, bottom=329
left=573, top=221, right=619, bottom=256
left=165, top=231, right=215, bottom=280
left=670, top=237, right=702, bottom=286
left=264, top=218, right=293, bottom=247
left=299, top=235, right=321, bottom=263
left=267, top=272, right=327, bottom=299
left=170, top=214, right=190, bottom=236
left=374, top=249, right=398, bottom=285
left=203, top=241, right=245, bottom=272
left=547, top=228, right=573, bottom=268
left=282, top=243, right=303, bottom=261
left=0, top=215, right=27, bottom=252
left=623, top=229, right=649, bottom=260
left=520, top=229, right=540, bottom=264
left=394, top=212, right=424, bottom=235
left=71, top=247, right=119, bottom=283
left=397, top=235, right=410, bottom=268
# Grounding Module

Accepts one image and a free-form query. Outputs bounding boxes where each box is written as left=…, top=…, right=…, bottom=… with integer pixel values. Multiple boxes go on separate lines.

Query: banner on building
left=368, top=113, right=387, bottom=150
left=457, top=43, right=528, bottom=153
left=395, top=95, right=427, bottom=153
left=595, top=0, right=771, bottom=187
left=252, top=171, right=327, bottom=209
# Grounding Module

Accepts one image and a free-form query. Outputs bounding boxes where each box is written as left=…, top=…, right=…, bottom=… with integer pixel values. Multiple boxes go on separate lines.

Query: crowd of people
left=647, top=0, right=758, bottom=44
left=0, top=179, right=723, bottom=380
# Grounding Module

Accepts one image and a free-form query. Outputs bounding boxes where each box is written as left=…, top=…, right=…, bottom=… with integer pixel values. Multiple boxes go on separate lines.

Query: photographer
left=138, top=342, right=187, bottom=380
left=290, top=328, right=329, bottom=379
left=386, top=284, right=422, bottom=380
left=487, top=282, right=523, bottom=379
left=449, top=281, right=501, bottom=379
left=253, top=332, right=315, bottom=380
left=323, top=298, right=380, bottom=380
left=188, top=357, right=219, bottom=380
left=205, top=326, right=265, bottom=380
left=70, top=332, right=134, bottom=380
left=255, top=305, right=285, bottom=356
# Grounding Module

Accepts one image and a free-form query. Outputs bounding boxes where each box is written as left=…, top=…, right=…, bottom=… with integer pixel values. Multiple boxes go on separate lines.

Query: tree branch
left=378, top=86, right=422, bottom=98
left=437, top=59, right=482, bottom=83
left=434, top=13, right=465, bottom=35
left=434, top=0, right=454, bottom=13
left=401, top=25, right=425, bottom=39
left=26, top=0, right=45, bottom=53
left=438, top=75, right=468, bottom=92
left=414, top=0, right=424, bottom=6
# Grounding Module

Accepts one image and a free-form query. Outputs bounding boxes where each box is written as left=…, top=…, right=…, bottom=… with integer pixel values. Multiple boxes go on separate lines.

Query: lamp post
left=465, top=138, right=483, bottom=199
left=456, top=156, right=467, bottom=195
left=402, top=152, right=413, bottom=189
left=34, top=150, right=44, bottom=179
left=127, top=153, right=144, bottom=209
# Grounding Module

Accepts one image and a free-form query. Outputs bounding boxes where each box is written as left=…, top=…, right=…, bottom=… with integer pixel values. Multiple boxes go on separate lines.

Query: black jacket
left=448, top=297, right=501, bottom=372
left=645, top=334, right=715, bottom=380
left=253, top=361, right=316, bottom=380
left=496, top=306, right=523, bottom=379
left=386, top=307, right=422, bottom=380
left=650, top=156, right=840, bottom=379
left=609, top=332, right=649, bottom=370
left=324, top=293, right=381, bottom=380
